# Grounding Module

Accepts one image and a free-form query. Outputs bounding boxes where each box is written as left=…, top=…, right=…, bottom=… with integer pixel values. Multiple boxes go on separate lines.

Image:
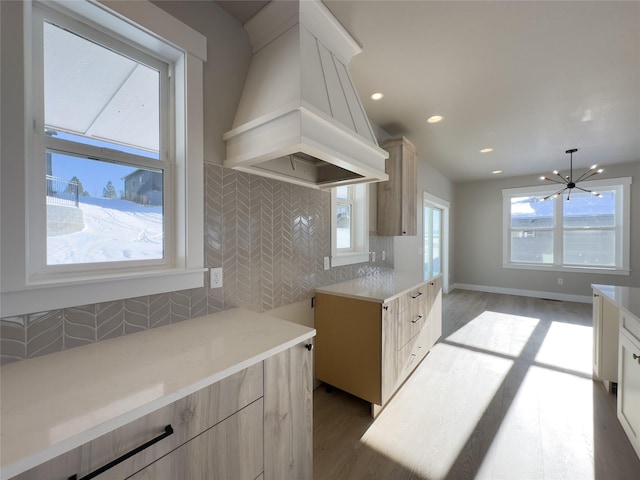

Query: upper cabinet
left=377, top=137, right=418, bottom=236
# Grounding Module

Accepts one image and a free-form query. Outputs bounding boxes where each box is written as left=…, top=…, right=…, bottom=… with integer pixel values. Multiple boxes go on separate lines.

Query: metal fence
left=46, top=175, right=79, bottom=207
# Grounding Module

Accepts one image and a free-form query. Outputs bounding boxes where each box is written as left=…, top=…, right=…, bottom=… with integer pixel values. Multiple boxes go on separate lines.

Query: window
left=0, top=0, right=206, bottom=316
left=424, top=203, right=442, bottom=279
left=423, top=192, right=449, bottom=284
left=331, top=184, right=369, bottom=266
left=503, top=178, right=631, bottom=274
left=39, top=14, right=168, bottom=266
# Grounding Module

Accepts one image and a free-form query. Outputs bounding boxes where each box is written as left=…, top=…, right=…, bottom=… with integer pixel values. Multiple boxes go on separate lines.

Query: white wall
left=151, top=1, right=252, bottom=165
left=453, top=161, right=640, bottom=299
left=393, top=155, right=454, bottom=284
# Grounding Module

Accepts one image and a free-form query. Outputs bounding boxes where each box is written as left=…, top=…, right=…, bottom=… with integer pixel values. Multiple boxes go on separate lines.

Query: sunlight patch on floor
left=534, top=321, right=593, bottom=376
left=445, top=311, right=540, bottom=358
left=360, top=342, right=514, bottom=478
left=477, top=365, right=595, bottom=479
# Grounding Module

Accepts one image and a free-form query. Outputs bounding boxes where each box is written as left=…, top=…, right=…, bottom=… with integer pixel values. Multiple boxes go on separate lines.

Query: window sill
left=331, top=252, right=370, bottom=267
left=0, top=268, right=205, bottom=317
left=503, top=263, right=630, bottom=276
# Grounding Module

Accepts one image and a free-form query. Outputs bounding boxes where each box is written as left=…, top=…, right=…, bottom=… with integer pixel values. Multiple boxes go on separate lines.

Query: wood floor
left=313, top=289, right=640, bottom=480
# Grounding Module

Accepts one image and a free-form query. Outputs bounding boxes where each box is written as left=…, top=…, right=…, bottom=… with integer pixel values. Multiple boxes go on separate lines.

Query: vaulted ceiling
left=215, top=0, right=640, bottom=183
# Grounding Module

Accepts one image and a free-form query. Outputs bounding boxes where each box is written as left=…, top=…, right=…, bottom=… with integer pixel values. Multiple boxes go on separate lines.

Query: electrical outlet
left=371, top=251, right=376, bottom=262
left=210, top=267, right=223, bottom=288
left=557, top=278, right=563, bottom=285
left=323, top=257, right=330, bottom=270
left=382, top=250, right=386, bottom=261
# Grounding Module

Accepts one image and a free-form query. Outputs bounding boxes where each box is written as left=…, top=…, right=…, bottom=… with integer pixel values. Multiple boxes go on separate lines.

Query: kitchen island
left=315, top=271, right=442, bottom=416
left=592, top=284, right=640, bottom=459
left=0, top=308, right=315, bottom=480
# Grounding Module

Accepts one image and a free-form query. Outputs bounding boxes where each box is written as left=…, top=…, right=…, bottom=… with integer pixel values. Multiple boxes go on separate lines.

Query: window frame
left=423, top=191, right=449, bottom=285
left=0, top=0, right=206, bottom=316
left=502, top=177, right=631, bottom=275
left=33, top=6, right=173, bottom=274
left=331, top=184, right=369, bottom=267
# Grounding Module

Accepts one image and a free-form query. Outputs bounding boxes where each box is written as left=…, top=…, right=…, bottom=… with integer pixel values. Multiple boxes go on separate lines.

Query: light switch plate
left=323, top=257, right=330, bottom=270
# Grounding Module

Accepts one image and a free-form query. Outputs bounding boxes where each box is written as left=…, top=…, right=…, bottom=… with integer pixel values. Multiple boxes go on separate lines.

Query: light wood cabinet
left=264, top=342, right=313, bottom=480
left=377, top=136, right=418, bottom=236
left=618, top=310, right=640, bottom=459
left=11, top=364, right=263, bottom=480
left=130, top=399, right=264, bottom=480
left=315, top=277, right=442, bottom=415
left=592, top=288, right=619, bottom=389
left=11, top=343, right=313, bottom=480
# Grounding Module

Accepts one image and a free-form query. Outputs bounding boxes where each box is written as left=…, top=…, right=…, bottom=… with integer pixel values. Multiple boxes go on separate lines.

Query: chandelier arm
left=543, top=186, right=567, bottom=201
left=543, top=177, right=568, bottom=185
left=554, top=172, right=569, bottom=183
left=574, top=185, right=599, bottom=196
left=574, top=168, right=601, bottom=183
left=574, top=169, right=592, bottom=183
left=578, top=170, right=602, bottom=182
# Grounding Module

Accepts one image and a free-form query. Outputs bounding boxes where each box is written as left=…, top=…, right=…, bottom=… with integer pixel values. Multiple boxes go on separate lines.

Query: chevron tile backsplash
left=0, top=163, right=394, bottom=364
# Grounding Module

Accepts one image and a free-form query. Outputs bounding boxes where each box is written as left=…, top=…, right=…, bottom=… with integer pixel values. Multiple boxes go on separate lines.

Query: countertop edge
left=315, top=272, right=437, bottom=303
left=592, top=284, right=640, bottom=321
left=0, top=314, right=315, bottom=480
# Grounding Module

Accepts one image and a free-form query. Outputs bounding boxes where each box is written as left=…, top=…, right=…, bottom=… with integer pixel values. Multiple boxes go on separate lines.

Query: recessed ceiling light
left=492, top=170, right=503, bottom=174
left=480, top=148, right=494, bottom=153
left=370, top=92, right=384, bottom=101
left=427, top=115, right=443, bottom=123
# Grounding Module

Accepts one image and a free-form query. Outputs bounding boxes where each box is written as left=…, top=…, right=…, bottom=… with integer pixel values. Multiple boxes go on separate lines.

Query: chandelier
left=540, top=148, right=603, bottom=201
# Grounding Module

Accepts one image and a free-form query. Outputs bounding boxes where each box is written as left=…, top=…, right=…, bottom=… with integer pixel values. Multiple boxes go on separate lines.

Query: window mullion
left=44, top=136, right=168, bottom=171
left=554, top=195, right=563, bottom=266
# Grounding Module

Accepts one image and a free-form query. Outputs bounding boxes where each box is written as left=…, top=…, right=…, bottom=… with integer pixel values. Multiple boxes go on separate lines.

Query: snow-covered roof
left=43, top=21, right=159, bottom=154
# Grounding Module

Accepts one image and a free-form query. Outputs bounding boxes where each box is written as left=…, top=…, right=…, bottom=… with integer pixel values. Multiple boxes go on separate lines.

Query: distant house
left=122, top=169, right=162, bottom=206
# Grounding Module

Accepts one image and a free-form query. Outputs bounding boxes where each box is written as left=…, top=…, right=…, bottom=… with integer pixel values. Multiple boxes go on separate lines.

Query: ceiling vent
left=223, top=0, right=389, bottom=189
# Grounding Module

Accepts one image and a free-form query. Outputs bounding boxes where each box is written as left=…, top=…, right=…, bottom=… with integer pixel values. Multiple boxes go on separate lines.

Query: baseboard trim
left=450, top=283, right=593, bottom=304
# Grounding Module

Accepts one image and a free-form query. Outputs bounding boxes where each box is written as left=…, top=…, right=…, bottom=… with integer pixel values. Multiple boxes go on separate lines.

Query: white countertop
left=0, top=308, right=315, bottom=479
left=315, top=271, right=431, bottom=303
left=592, top=284, right=640, bottom=320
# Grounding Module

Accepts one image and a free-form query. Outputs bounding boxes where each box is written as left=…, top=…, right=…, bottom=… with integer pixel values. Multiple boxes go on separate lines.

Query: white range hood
left=223, top=0, right=389, bottom=189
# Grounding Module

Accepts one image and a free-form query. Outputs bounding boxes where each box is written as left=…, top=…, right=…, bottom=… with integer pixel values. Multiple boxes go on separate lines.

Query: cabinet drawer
left=397, top=298, right=428, bottom=349
left=621, top=311, right=640, bottom=345
left=130, top=398, right=264, bottom=480
left=399, top=285, right=427, bottom=313
left=396, top=321, right=431, bottom=383
left=13, top=363, right=263, bottom=480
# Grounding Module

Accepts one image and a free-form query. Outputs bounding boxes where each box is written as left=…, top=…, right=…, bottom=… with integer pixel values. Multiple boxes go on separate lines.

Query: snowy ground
left=47, top=196, right=163, bottom=265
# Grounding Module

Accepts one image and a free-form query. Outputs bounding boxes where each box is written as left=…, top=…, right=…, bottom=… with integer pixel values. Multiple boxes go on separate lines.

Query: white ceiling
left=216, top=0, right=640, bottom=183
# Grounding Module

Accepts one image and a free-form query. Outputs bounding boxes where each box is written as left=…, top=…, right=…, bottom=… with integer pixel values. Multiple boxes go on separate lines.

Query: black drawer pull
left=69, top=425, right=174, bottom=480
left=411, top=314, right=423, bottom=324
left=411, top=292, right=423, bottom=299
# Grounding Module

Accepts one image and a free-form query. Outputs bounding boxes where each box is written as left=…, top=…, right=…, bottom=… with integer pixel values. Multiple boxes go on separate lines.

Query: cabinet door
left=377, top=137, right=417, bottom=236
left=428, top=277, right=443, bottom=346
left=593, top=290, right=603, bottom=377
left=617, top=330, right=640, bottom=459
left=264, top=342, right=313, bottom=480
left=130, top=399, right=264, bottom=480
left=592, top=293, right=619, bottom=384
left=381, top=297, right=400, bottom=404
